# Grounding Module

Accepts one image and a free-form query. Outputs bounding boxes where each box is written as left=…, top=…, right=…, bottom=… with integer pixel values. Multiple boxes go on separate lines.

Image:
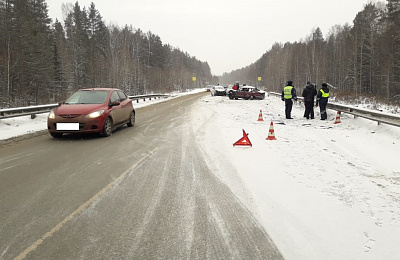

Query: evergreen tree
left=27, top=0, right=53, bottom=104
left=4, top=0, right=52, bottom=105
left=64, top=2, right=90, bottom=90
left=386, top=0, right=400, bottom=97
left=51, top=19, right=67, bottom=101
left=88, top=2, right=109, bottom=87
left=351, top=3, right=381, bottom=95
left=0, top=0, right=12, bottom=106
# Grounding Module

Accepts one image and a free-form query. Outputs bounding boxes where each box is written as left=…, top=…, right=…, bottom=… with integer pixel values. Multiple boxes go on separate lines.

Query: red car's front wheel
left=101, top=117, right=113, bottom=137
left=127, top=111, right=135, bottom=127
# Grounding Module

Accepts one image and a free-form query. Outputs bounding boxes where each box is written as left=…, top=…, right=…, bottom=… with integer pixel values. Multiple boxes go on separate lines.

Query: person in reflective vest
left=281, top=80, right=297, bottom=119
left=316, top=83, right=330, bottom=120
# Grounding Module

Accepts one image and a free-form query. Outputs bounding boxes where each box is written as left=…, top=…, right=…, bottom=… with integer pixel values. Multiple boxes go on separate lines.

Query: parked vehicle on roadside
left=47, top=88, right=135, bottom=138
left=226, top=85, right=234, bottom=95
left=228, top=86, right=265, bottom=100
left=211, top=85, right=227, bottom=96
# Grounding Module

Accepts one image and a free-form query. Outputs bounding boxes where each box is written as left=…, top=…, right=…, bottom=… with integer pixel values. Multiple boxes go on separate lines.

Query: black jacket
left=302, top=83, right=317, bottom=102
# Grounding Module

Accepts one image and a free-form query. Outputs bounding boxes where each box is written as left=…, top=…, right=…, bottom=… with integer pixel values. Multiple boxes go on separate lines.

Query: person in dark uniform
left=316, top=83, right=330, bottom=120
left=302, top=81, right=317, bottom=119
left=281, top=80, right=297, bottom=119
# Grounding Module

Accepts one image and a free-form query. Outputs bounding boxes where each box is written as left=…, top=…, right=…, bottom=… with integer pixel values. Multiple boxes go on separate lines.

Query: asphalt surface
left=0, top=92, right=283, bottom=260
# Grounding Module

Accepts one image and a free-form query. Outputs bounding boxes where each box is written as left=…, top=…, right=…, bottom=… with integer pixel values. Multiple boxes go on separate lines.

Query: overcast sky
left=47, top=0, right=373, bottom=75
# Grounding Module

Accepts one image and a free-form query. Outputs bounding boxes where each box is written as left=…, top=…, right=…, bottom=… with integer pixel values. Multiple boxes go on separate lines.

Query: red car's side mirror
left=110, top=100, right=121, bottom=107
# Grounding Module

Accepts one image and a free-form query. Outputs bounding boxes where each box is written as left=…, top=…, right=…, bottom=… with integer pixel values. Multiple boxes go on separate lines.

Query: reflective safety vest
left=283, top=86, right=293, bottom=99
left=320, top=89, right=330, bottom=98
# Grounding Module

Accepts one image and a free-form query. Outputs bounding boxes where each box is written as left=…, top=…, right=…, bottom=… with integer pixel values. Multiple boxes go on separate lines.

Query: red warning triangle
left=233, top=129, right=252, bottom=147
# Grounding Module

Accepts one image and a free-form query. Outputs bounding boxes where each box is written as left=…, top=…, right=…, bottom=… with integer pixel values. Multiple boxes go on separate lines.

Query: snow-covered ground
left=1, top=90, right=400, bottom=259
left=192, top=93, right=400, bottom=260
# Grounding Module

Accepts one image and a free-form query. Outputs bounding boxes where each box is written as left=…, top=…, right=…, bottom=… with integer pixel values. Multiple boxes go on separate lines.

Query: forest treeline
left=221, top=1, right=400, bottom=104
left=1, top=1, right=400, bottom=108
left=0, top=0, right=213, bottom=107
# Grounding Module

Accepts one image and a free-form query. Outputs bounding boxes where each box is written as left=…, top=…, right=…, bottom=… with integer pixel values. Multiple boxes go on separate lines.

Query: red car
left=228, top=86, right=266, bottom=100
left=47, top=88, right=135, bottom=138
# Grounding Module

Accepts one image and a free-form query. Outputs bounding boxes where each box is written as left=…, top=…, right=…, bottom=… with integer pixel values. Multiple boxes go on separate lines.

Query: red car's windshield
left=65, top=90, right=109, bottom=104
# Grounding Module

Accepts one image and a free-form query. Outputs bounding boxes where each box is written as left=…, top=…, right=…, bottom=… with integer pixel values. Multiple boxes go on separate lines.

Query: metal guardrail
left=0, top=94, right=170, bottom=120
left=130, top=94, right=170, bottom=102
left=3, top=92, right=399, bottom=127
left=327, top=102, right=400, bottom=127
left=268, top=92, right=400, bottom=127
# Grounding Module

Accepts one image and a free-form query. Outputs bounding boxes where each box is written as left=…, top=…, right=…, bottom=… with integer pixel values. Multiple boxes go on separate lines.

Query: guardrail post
left=349, top=108, right=356, bottom=118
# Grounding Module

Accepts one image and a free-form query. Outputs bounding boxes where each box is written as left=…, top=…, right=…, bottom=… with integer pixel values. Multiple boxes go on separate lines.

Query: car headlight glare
left=48, top=111, right=55, bottom=119
left=86, top=110, right=105, bottom=118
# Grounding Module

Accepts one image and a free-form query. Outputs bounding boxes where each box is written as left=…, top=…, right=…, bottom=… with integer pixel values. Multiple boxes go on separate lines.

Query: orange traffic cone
left=266, top=121, right=277, bottom=140
left=334, top=111, right=341, bottom=124
left=257, top=110, right=264, bottom=121
left=233, top=129, right=252, bottom=147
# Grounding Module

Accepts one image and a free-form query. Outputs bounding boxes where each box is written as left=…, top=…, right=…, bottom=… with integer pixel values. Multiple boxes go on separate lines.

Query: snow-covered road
left=1, top=90, right=400, bottom=259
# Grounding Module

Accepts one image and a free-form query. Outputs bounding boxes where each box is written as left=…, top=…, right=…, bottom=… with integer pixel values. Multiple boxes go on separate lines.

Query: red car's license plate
left=56, top=123, right=79, bottom=130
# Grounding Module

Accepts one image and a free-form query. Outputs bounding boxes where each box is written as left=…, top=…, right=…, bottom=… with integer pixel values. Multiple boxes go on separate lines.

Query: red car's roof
left=79, top=88, right=120, bottom=91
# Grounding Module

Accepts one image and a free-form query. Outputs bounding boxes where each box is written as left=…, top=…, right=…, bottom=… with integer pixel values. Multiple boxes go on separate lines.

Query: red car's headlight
left=48, top=110, right=56, bottom=119
left=85, top=110, right=105, bottom=119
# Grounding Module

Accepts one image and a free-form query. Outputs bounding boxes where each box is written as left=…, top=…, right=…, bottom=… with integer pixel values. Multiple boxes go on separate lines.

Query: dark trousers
left=284, top=99, right=293, bottom=119
left=319, top=100, right=328, bottom=120
left=304, top=101, right=314, bottom=119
